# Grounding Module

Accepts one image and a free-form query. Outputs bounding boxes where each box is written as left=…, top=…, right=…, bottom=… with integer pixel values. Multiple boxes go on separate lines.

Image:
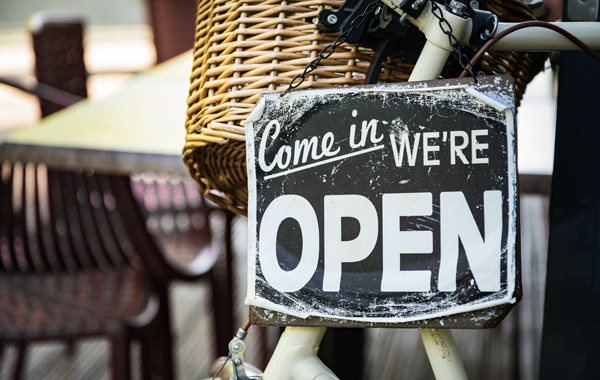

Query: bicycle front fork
left=262, top=326, right=339, bottom=380
left=261, top=326, right=467, bottom=380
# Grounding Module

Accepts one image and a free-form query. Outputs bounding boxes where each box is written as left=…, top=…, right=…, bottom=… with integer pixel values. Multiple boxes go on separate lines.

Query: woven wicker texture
left=183, top=0, right=546, bottom=216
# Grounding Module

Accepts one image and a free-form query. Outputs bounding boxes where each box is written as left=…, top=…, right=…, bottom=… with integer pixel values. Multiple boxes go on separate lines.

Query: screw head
left=326, top=14, right=338, bottom=25
left=449, top=0, right=467, bottom=16
left=231, top=342, right=243, bottom=353
left=480, top=28, right=493, bottom=40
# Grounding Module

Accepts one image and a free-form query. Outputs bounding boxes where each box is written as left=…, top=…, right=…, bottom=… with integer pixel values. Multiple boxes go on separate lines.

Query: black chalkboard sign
left=245, top=76, right=519, bottom=326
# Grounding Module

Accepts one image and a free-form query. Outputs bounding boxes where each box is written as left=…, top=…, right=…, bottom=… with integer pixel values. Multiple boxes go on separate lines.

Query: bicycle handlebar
left=489, top=22, right=600, bottom=51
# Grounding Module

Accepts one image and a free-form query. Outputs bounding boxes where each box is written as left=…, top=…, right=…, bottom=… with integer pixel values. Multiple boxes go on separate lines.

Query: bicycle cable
left=210, top=319, right=253, bottom=380
left=211, top=354, right=232, bottom=380
left=459, top=20, right=600, bottom=78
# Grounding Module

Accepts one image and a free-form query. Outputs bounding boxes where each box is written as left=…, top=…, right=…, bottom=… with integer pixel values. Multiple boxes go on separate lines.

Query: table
left=0, top=51, right=192, bottom=174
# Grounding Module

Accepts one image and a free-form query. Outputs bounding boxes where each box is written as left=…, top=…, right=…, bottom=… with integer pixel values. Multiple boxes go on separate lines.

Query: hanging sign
left=245, top=76, right=518, bottom=324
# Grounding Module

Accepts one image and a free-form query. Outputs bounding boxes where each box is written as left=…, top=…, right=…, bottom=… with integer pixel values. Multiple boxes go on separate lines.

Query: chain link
left=283, top=0, right=477, bottom=96
left=429, top=1, right=477, bottom=80
left=282, top=0, right=381, bottom=96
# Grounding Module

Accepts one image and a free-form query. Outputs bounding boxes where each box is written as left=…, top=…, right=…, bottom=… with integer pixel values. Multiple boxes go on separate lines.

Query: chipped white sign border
left=244, top=76, right=517, bottom=324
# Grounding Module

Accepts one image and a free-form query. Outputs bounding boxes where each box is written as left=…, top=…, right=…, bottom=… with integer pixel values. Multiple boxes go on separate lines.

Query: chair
left=0, top=162, right=224, bottom=380
left=0, top=12, right=232, bottom=380
left=145, top=0, right=197, bottom=63
left=129, top=171, right=236, bottom=358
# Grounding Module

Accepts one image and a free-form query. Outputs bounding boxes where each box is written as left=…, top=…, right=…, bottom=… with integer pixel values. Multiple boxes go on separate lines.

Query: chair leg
left=12, top=343, right=26, bottom=380
left=0, top=344, right=4, bottom=378
left=156, top=327, right=175, bottom=380
left=154, top=288, right=175, bottom=380
left=65, top=338, right=76, bottom=356
left=211, top=210, right=235, bottom=358
left=139, top=336, right=153, bottom=380
left=109, top=327, right=132, bottom=380
left=139, top=286, right=175, bottom=380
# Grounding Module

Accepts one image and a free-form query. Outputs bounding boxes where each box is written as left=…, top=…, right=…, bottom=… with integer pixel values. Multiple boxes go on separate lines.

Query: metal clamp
left=467, top=6, right=499, bottom=46
left=229, top=329, right=262, bottom=380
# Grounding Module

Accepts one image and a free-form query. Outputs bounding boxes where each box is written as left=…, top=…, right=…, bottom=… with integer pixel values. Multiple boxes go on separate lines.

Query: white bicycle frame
left=245, top=2, right=600, bottom=379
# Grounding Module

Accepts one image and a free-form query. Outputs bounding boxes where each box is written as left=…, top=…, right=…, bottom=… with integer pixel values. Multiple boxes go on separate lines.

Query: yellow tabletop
left=0, top=51, right=192, bottom=174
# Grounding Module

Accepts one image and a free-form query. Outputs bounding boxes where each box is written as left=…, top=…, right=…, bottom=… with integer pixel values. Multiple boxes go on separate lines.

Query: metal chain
left=282, top=0, right=381, bottom=96
left=429, top=1, right=477, bottom=80
left=283, top=0, right=476, bottom=97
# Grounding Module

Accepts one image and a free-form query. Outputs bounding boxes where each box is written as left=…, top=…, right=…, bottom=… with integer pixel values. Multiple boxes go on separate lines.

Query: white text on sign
left=257, top=111, right=490, bottom=179
left=258, top=191, right=502, bottom=294
left=389, top=130, right=490, bottom=167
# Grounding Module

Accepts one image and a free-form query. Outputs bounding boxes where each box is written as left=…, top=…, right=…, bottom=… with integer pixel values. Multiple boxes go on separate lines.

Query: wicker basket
left=183, top=0, right=546, bottom=216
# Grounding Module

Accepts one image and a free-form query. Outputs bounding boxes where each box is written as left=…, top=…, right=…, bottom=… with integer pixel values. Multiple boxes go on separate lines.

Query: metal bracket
left=229, top=329, right=262, bottom=380
left=318, top=0, right=426, bottom=83
left=318, top=0, right=375, bottom=43
left=442, top=0, right=498, bottom=47
left=318, top=0, right=427, bottom=42
left=468, top=8, right=498, bottom=46
left=317, top=0, right=493, bottom=82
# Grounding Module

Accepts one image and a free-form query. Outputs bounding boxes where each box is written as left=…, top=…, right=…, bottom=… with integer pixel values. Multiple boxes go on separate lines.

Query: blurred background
left=0, top=0, right=196, bottom=133
left=0, top=0, right=556, bottom=379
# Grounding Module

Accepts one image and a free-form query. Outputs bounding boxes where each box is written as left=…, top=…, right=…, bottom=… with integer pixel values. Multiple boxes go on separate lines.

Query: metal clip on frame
left=228, top=328, right=262, bottom=380
left=318, top=0, right=429, bottom=84
left=317, top=0, right=497, bottom=83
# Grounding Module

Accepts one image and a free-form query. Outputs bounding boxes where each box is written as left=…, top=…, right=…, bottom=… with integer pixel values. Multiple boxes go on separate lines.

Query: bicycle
left=184, top=0, right=600, bottom=379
